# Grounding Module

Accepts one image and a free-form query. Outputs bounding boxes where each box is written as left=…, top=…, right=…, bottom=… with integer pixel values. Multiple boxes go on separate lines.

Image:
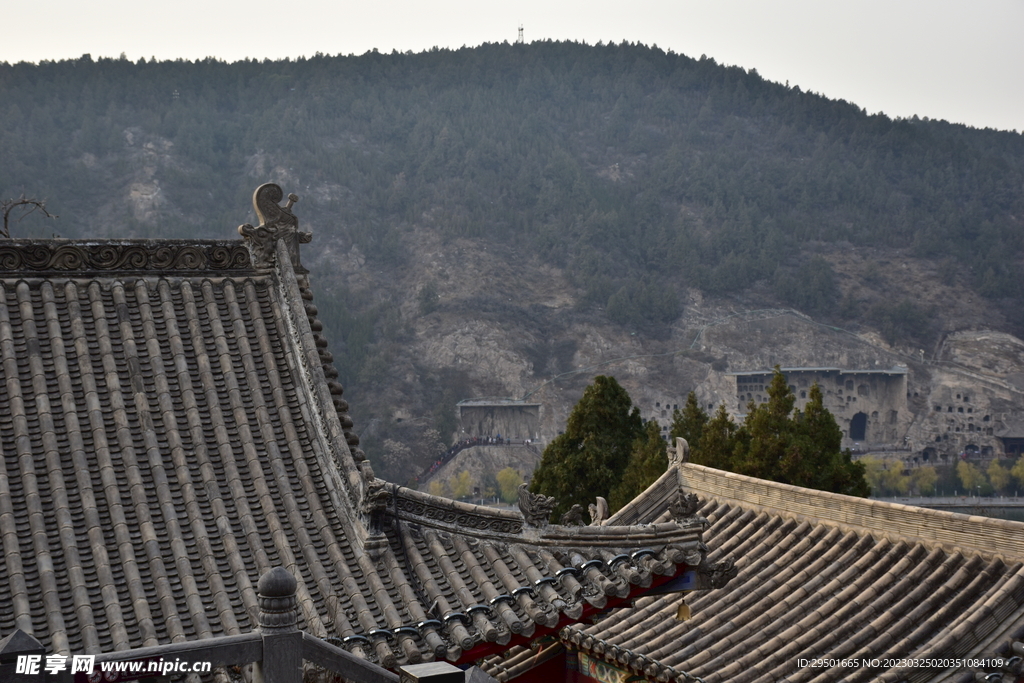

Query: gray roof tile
left=0, top=186, right=709, bottom=673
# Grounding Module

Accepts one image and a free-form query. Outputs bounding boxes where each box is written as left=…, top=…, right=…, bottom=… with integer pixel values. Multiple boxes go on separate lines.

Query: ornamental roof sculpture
left=0, top=184, right=717, bottom=674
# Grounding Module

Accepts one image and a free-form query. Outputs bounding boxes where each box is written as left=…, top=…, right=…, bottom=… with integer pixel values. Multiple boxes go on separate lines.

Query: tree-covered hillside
left=3, top=42, right=1023, bottom=322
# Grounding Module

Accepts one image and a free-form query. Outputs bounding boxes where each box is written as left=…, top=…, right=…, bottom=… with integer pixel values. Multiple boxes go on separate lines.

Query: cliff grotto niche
left=849, top=412, right=868, bottom=441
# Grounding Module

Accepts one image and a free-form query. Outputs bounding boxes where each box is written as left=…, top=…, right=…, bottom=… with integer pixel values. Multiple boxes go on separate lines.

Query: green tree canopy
left=530, top=375, right=643, bottom=518
left=609, top=420, right=670, bottom=510
left=670, top=392, right=709, bottom=450
left=690, top=368, right=869, bottom=496
left=693, top=404, right=739, bottom=471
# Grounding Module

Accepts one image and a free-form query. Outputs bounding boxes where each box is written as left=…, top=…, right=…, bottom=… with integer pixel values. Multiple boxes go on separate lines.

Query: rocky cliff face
left=297, top=217, right=1024, bottom=482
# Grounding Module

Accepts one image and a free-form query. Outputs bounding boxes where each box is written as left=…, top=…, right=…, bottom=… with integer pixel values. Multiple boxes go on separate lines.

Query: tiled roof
left=561, top=461, right=1024, bottom=683
left=0, top=185, right=711, bottom=670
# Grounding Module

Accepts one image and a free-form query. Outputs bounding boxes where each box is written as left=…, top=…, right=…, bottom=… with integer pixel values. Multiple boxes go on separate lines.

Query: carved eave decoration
left=559, top=504, right=586, bottom=526
left=238, top=183, right=312, bottom=273
left=362, top=479, right=392, bottom=558
left=0, top=241, right=252, bottom=274
left=588, top=497, right=609, bottom=525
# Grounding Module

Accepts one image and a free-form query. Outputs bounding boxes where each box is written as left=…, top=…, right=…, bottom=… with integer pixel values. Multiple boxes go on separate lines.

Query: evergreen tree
left=609, top=420, right=669, bottom=510
left=691, top=369, right=869, bottom=497
left=738, top=370, right=795, bottom=481
left=693, top=404, right=739, bottom=471
left=788, top=384, right=869, bottom=496
left=530, top=375, right=643, bottom=519
left=670, top=392, right=709, bottom=449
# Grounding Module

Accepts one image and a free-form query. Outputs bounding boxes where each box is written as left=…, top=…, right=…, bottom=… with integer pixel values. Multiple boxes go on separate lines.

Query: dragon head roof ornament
left=517, top=484, right=557, bottom=527
left=238, top=183, right=312, bottom=272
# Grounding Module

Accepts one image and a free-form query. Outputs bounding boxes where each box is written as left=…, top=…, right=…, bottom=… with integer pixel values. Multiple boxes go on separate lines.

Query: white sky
left=2, top=0, right=1022, bottom=133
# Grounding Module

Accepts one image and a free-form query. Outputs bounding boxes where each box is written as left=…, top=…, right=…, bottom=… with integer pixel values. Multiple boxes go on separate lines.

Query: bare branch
left=2, top=195, right=59, bottom=238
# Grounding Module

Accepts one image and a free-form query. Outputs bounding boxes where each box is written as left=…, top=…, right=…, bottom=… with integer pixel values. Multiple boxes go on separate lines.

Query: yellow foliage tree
left=988, top=459, right=1011, bottom=493
left=912, top=466, right=938, bottom=496
left=496, top=467, right=523, bottom=504
left=956, top=460, right=987, bottom=494
left=1010, top=457, right=1024, bottom=489
left=450, top=471, right=474, bottom=500
left=861, top=456, right=909, bottom=496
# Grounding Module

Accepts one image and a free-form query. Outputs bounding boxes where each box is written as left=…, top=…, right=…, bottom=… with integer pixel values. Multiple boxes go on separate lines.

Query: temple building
left=546, top=450, right=1024, bottom=683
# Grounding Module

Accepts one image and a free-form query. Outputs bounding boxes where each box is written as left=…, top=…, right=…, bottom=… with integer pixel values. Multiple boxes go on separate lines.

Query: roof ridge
left=0, top=239, right=252, bottom=274
left=679, top=462, right=1024, bottom=560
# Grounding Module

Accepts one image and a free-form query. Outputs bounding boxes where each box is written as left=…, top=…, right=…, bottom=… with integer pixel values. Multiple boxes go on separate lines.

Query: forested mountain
left=3, top=41, right=1024, bottom=475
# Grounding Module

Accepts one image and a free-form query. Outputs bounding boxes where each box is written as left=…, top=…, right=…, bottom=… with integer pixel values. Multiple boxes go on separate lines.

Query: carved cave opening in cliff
left=849, top=412, right=868, bottom=441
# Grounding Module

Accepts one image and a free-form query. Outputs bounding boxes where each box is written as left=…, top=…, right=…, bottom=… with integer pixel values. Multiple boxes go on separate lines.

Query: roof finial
left=238, top=183, right=312, bottom=271
left=518, top=484, right=556, bottom=527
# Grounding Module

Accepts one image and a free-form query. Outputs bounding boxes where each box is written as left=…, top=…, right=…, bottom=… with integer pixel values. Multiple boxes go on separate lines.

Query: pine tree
left=789, top=384, right=869, bottom=496
left=610, top=420, right=669, bottom=510
left=738, top=370, right=795, bottom=481
left=530, top=375, right=643, bottom=519
left=693, top=404, right=738, bottom=471
left=670, top=392, right=708, bottom=449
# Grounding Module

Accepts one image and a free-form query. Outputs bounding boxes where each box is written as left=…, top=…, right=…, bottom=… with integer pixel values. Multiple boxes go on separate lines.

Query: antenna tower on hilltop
left=517, top=25, right=524, bottom=44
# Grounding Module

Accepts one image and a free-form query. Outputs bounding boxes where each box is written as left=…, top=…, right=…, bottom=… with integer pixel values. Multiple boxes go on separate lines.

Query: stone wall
left=457, top=402, right=541, bottom=441
left=909, top=366, right=1014, bottom=461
